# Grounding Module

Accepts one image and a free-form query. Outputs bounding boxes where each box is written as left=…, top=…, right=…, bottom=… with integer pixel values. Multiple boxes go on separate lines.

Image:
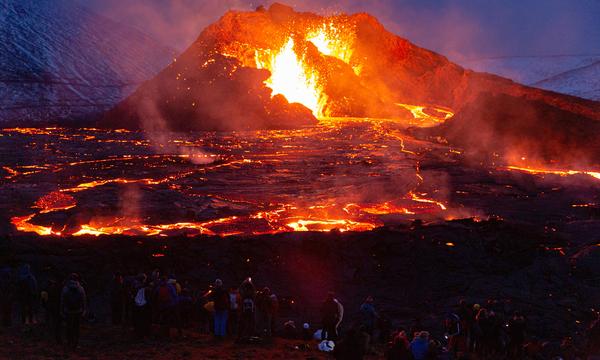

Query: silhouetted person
left=110, top=272, right=124, bottom=325
left=208, top=279, right=229, bottom=338
left=321, top=292, right=343, bottom=340
left=227, top=287, right=240, bottom=336
left=44, top=278, right=63, bottom=344
left=154, top=275, right=177, bottom=338
left=256, top=287, right=274, bottom=338
left=61, top=273, right=86, bottom=349
left=17, top=264, right=38, bottom=325
left=238, top=277, right=256, bottom=339
left=508, top=311, right=526, bottom=357
left=360, top=295, right=378, bottom=337
left=409, top=331, right=430, bottom=360
left=386, top=330, right=413, bottom=360
left=132, top=274, right=151, bottom=339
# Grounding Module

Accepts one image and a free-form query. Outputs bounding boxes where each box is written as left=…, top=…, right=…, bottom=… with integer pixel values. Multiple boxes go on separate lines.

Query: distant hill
left=0, top=0, right=174, bottom=125
left=462, top=55, right=600, bottom=101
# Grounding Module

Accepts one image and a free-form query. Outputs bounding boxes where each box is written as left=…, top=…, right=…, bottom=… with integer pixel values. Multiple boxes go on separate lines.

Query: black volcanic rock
left=432, top=93, right=600, bottom=164
left=102, top=54, right=316, bottom=131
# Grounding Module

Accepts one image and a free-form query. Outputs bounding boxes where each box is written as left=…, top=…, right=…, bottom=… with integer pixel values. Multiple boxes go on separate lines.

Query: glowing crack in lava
left=5, top=126, right=456, bottom=238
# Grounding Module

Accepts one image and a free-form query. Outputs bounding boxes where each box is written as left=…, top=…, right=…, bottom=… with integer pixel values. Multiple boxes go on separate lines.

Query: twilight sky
left=84, top=0, right=600, bottom=62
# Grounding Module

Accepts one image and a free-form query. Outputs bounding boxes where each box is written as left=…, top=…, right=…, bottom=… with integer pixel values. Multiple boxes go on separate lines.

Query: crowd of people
left=1, top=263, right=599, bottom=359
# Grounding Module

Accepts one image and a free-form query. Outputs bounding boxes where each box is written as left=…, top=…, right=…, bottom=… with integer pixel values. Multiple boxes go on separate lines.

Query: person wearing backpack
left=321, top=292, right=343, bottom=340
left=227, top=287, right=240, bottom=336
left=17, top=264, right=38, bottom=325
left=44, top=277, right=63, bottom=344
left=132, top=275, right=151, bottom=339
left=61, top=273, right=86, bottom=349
left=256, top=287, right=274, bottom=339
left=209, top=279, right=229, bottom=338
left=154, top=275, right=177, bottom=338
left=238, top=277, right=256, bottom=340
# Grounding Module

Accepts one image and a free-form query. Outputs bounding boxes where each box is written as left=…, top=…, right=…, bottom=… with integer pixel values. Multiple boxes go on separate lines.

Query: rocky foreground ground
left=0, top=325, right=341, bottom=359
left=2, top=219, right=599, bottom=353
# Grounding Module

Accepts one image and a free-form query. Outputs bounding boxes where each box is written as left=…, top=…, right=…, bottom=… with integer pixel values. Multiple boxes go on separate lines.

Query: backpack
left=157, top=284, right=173, bottom=307
left=134, top=288, right=147, bottom=307
left=63, top=286, right=83, bottom=313
left=242, top=298, right=254, bottom=313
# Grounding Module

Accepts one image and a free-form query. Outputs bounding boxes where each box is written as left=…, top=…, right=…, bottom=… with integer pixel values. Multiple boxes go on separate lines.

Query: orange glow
left=256, top=38, right=326, bottom=116
left=11, top=214, right=61, bottom=236
left=306, top=24, right=353, bottom=65
left=286, top=219, right=376, bottom=232
left=344, top=202, right=415, bottom=215
left=396, top=103, right=454, bottom=127
left=409, top=192, right=447, bottom=211
left=506, top=166, right=600, bottom=181
left=35, top=192, right=77, bottom=213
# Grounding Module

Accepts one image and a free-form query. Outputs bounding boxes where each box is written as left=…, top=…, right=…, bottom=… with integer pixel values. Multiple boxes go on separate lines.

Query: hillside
left=0, top=0, right=174, bottom=124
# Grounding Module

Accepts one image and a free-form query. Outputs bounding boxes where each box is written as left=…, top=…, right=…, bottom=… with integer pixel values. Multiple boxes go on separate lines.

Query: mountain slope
left=534, top=60, right=600, bottom=101
left=461, top=55, right=600, bottom=101
left=0, top=0, right=174, bottom=124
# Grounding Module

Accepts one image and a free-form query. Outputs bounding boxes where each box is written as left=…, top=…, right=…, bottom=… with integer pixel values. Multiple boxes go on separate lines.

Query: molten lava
left=506, top=166, right=600, bottom=181
left=256, top=38, right=325, bottom=116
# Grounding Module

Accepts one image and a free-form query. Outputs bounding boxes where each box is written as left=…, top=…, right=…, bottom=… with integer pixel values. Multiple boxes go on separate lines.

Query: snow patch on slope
left=0, top=0, right=174, bottom=124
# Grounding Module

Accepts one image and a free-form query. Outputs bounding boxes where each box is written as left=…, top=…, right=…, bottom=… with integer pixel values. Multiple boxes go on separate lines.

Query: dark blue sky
left=85, top=0, right=600, bottom=62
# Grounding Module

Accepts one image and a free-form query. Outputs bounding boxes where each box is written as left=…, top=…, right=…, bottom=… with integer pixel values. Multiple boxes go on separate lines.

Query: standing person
left=409, top=331, right=430, bottom=360
left=17, top=264, right=38, bottom=325
left=269, top=290, right=279, bottom=337
left=132, top=275, right=151, bottom=340
left=321, top=292, right=344, bottom=340
left=209, top=279, right=229, bottom=339
left=256, top=287, right=274, bottom=338
left=238, top=277, right=256, bottom=340
left=154, top=275, right=177, bottom=338
left=0, top=266, right=13, bottom=327
left=507, top=311, right=526, bottom=357
left=228, top=287, right=240, bottom=336
left=360, top=296, right=378, bottom=337
left=44, top=278, right=63, bottom=344
left=475, top=308, right=492, bottom=356
left=110, top=272, right=124, bottom=325
left=61, top=273, right=86, bottom=349
left=457, top=300, right=474, bottom=351
left=385, top=330, right=413, bottom=360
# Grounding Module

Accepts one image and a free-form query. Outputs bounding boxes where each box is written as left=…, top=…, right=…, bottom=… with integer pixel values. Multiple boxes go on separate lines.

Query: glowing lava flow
left=396, top=103, right=454, bottom=126
left=286, top=219, right=376, bottom=232
left=11, top=215, right=61, bottom=236
left=306, top=24, right=354, bottom=65
left=6, top=127, right=455, bottom=238
left=506, top=166, right=600, bottom=181
left=256, top=38, right=325, bottom=117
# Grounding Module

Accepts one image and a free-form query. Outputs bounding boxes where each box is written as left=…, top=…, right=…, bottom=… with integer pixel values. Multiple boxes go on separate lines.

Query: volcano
left=104, top=3, right=600, bottom=164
